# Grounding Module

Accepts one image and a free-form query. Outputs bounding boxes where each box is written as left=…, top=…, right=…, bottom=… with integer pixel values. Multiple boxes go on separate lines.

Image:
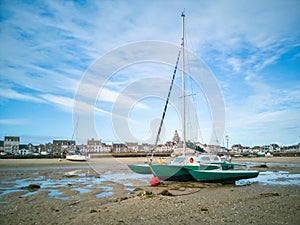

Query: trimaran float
left=128, top=12, right=259, bottom=184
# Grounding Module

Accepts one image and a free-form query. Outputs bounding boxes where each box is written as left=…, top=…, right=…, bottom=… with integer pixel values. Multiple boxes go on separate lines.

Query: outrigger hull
left=128, top=164, right=152, bottom=174
left=188, top=169, right=259, bottom=184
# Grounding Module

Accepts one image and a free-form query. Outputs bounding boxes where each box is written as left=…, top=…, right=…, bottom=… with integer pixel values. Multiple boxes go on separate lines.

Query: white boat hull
left=66, top=154, right=89, bottom=161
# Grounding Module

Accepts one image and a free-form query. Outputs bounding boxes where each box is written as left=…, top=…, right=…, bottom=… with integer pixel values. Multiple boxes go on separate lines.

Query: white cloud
left=226, top=81, right=300, bottom=145
left=227, top=57, right=241, bottom=72
left=0, top=88, right=45, bottom=103
left=41, top=94, right=74, bottom=112
left=0, top=118, right=29, bottom=125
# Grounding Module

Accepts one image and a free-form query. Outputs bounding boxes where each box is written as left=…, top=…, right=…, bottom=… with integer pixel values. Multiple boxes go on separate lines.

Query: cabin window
left=173, top=157, right=185, bottom=163
left=202, top=156, right=210, bottom=161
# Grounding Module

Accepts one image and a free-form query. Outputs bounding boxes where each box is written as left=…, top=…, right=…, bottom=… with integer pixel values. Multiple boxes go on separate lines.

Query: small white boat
left=66, top=153, right=89, bottom=161
left=266, top=152, right=273, bottom=158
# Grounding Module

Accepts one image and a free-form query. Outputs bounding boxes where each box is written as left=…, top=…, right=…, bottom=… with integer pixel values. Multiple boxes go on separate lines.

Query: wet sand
left=0, top=157, right=299, bottom=225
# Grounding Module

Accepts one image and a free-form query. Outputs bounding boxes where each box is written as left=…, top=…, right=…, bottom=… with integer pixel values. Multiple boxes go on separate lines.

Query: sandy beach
left=0, top=156, right=299, bottom=225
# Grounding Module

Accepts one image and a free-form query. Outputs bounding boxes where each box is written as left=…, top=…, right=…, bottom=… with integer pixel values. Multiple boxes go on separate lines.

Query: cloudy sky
left=0, top=0, right=299, bottom=147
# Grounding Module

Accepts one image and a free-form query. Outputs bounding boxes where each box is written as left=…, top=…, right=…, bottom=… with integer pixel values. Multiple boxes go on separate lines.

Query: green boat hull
left=128, top=164, right=152, bottom=174
left=150, top=164, right=219, bottom=181
left=188, top=169, right=259, bottom=184
left=211, top=162, right=244, bottom=170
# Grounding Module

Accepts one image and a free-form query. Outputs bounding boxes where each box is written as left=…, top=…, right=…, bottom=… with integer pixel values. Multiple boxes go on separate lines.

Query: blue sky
left=0, top=0, right=299, bottom=147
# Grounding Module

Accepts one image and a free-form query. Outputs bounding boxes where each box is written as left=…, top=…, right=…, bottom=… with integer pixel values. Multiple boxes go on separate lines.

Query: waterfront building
left=85, top=138, right=111, bottom=153
left=269, top=144, right=281, bottom=152
left=125, top=142, right=139, bottom=152
left=27, top=143, right=37, bottom=153
left=4, top=136, right=20, bottom=154
left=140, top=143, right=151, bottom=152
left=0, top=141, right=4, bottom=152
left=18, top=144, right=31, bottom=155
left=172, top=130, right=180, bottom=144
left=112, top=143, right=126, bottom=152
left=156, top=145, right=173, bottom=152
left=38, top=142, right=53, bottom=155
left=284, top=143, right=300, bottom=152
left=52, top=140, right=76, bottom=156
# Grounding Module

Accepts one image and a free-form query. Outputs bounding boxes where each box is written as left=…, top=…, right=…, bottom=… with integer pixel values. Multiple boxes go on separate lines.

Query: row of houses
left=1, top=136, right=299, bottom=156
left=0, top=137, right=78, bottom=156
left=0, top=136, right=109, bottom=156
left=0, top=136, right=173, bottom=156
left=231, top=143, right=300, bottom=154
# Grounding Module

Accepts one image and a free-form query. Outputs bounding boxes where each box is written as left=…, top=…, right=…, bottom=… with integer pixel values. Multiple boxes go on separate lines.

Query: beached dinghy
left=66, top=153, right=89, bottom=161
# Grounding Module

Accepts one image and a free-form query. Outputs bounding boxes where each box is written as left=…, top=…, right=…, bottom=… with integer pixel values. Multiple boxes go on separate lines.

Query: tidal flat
left=0, top=157, right=299, bottom=225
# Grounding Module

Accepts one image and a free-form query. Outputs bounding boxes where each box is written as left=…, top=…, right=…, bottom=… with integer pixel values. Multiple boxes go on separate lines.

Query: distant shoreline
left=0, top=151, right=299, bottom=160
left=0, top=152, right=171, bottom=160
left=0, top=156, right=299, bottom=169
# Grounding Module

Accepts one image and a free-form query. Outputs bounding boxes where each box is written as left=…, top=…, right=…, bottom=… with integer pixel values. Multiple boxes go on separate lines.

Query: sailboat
left=66, top=151, right=90, bottom=161
left=129, top=12, right=259, bottom=183
left=66, top=119, right=90, bottom=162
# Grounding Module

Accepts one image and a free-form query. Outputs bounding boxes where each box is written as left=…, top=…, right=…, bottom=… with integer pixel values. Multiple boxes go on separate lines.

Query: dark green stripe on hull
left=189, top=170, right=259, bottom=184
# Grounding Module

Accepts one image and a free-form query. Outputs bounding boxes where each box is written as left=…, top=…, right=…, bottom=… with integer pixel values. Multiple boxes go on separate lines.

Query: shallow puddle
left=95, top=191, right=113, bottom=198
left=0, top=167, right=151, bottom=201
left=48, top=190, right=73, bottom=200
left=236, top=171, right=300, bottom=186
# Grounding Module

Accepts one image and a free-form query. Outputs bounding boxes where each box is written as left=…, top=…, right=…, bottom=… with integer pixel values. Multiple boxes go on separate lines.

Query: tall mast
left=181, top=11, right=186, bottom=155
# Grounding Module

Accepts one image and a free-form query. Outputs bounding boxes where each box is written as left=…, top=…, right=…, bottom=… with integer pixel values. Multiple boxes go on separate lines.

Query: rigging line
left=150, top=44, right=183, bottom=160
left=185, top=30, right=216, bottom=145
left=71, top=117, right=79, bottom=141
left=182, top=19, right=202, bottom=143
